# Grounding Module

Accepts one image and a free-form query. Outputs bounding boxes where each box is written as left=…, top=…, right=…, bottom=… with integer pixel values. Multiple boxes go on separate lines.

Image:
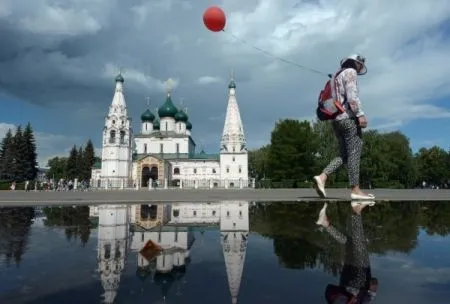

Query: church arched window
left=109, top=130, right=116, bottom=143
left=104, top=244, right=111, bottom=259
left=115, top=245, right=121, bottom=259
left=120, top=131, right=125, bottom=144
left=174, top=167, right=180, bottom=174
left=144, top=144, right=147, bottom=154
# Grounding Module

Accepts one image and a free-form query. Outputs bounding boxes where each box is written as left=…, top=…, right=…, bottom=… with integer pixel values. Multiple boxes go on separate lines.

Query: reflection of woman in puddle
left=316, top=201, right=378, bottom=304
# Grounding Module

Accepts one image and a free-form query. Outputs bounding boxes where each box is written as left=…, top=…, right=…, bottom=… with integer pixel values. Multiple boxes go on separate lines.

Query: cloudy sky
left=0, top=0, right=449, bottom=167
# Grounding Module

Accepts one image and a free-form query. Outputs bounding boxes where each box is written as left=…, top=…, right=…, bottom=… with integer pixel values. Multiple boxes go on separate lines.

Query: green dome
left=174, top=109, right=188, bottom=122
left=158, top=94, right=178, bottom=118
left=153, top=119, right=160, bottom=130
left=141, top=109, right=155, bottom=122
left=115, top=73, right=124, bottom=83
left=186, top=121, right=192, bottom=130
left=228, top=79, right=236, bottom=89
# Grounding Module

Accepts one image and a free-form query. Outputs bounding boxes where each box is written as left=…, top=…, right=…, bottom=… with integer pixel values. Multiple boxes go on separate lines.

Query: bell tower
left=100, top=73, right=133, bottom=188
left=220, top=72, right=249, bottom=188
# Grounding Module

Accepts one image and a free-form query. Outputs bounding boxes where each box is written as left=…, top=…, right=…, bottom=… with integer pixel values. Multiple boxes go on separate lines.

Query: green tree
left=0, top=129, right=14, bottom=180
left=46, top=157, right=68, bottom=180
left=13, top=126, right=26, bottom=181
left=22, top=123, right=38, bottom=180
left=383, top=131, right=417, bottom=188
left=66, top=145, right=78, bottom=180
left=415, top=146, right=449, bottom=186
left=248, top=145, right=270, bottom=180
left=77, top=146, right=84, bottom=178
left=82, top=139, right=96, bottom=180
left=267, top=119, right=317, bottom=181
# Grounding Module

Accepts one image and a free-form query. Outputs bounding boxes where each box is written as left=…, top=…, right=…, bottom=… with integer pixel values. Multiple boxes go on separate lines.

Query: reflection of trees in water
left=250, top=201, right=450, bottom=277
left=43, top=206, right=92, bottom=246
left=419, top=203, right=450, bottom=237
left=0, top=207, right=35, bottom=266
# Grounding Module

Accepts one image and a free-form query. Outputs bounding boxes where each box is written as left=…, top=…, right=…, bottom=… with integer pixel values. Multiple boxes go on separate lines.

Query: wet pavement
left=1, top=201, right=450, bottom=303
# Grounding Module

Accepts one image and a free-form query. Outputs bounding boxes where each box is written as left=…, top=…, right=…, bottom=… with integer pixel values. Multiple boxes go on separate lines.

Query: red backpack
left=316, top=69, right=346, bottom=121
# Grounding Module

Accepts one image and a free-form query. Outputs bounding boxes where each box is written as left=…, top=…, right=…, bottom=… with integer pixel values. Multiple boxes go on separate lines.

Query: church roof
left=141, top=109, right=155, bottom=122
left=174, top=109, right=188, bottom=122
left=158, top=94, right=178, bottom=118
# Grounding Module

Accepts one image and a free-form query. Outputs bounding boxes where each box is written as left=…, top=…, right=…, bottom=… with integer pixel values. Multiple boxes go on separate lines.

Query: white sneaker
left=316, top=203, right=328, bottom=226
left=313, top=176, right=326, bottom=198
left=351, top=200, right=376, bottom=207
left=350, top=193, right=375, bottom=200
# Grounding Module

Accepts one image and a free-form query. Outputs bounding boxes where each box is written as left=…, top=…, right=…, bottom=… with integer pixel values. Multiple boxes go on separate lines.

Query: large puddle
left=1, top=201, right=449, bottom=303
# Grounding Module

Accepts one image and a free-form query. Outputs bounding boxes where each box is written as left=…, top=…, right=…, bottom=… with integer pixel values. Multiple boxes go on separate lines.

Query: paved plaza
left=0, top=188, right=449, bottom=207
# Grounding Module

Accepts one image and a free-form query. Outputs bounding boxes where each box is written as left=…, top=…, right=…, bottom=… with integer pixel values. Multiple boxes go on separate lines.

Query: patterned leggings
left=323, top=118, right=363, bottom=186
left=325, top=213, right=371, bottom=291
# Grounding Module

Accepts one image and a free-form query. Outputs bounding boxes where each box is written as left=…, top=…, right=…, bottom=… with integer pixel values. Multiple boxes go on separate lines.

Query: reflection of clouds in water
left=367, top=254, right=450, bottom=303
left=2, top=227, right=97, bottom=301
left=189, top=231, right=224, bottom=264
left=372, top=254, right=450, bottom=286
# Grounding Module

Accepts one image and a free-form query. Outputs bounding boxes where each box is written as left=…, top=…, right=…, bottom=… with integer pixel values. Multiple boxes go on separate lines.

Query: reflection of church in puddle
left=91, top=201, right=249, bottom=303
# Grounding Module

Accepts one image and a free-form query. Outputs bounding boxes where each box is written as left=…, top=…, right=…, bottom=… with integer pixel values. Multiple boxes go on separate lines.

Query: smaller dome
left=174, top=109, right=188, bottom=122
left=141, top=109, right=155, bottom=122
left=186, top=121, right=192, bottom=130
left=153, top=119, right=160, bottom=130
left=228, top=79, right=236, bottom=89
left=158, top=94, right=178, bottom=118
left=115, top=73, right=124, bottom=83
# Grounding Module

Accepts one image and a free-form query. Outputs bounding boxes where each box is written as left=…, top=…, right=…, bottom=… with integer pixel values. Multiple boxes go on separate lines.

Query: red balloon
left=203, top=6, right=226, bottom=32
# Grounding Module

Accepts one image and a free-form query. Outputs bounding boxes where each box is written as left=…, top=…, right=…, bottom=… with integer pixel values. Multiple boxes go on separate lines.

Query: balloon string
left=222, top=29, right=327, bottom=77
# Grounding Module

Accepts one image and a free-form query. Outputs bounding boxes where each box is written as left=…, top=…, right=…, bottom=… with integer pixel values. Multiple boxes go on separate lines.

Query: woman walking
left=314, top=54, right=374, bottom=200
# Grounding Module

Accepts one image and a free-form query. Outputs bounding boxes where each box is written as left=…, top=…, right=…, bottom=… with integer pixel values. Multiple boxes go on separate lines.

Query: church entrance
left=140, top=205, right=158, bottom=220
left=142, top=166, right=151, bottom=187
left=149, top=166, right=158, bottom=184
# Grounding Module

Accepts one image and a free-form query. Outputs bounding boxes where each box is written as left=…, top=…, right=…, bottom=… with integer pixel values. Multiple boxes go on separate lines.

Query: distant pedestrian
left=314, top=54, right=375, bottom=200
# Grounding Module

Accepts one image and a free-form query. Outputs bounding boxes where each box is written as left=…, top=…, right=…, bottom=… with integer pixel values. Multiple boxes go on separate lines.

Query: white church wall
left=169, top=202, right=221, bottom=224
left=220, top=201, right=249, bottom=231
left=159, top=117, right=176, bottom=132
left=220, top=153, right=249, bottom=185
left=134, top=137, right=190, bottom=154
left=169, top=160, right=220, bottom=184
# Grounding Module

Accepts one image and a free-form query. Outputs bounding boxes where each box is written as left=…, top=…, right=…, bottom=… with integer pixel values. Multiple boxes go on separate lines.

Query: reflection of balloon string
left=222, top=29, right=327, bottom=77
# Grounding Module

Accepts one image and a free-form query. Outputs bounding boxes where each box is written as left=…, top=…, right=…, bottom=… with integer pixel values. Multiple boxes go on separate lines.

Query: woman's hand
left=358, top=116, right=368, bottom=128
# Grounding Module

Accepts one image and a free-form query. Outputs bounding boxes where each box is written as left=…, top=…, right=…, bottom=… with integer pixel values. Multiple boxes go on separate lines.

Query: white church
left=92, top=201, right=249, bottom=303
left=91, top=73, right=251, bottom=189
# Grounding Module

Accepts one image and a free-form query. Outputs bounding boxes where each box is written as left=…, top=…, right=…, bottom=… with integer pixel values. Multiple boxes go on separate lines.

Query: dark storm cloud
left=0, top=0, right=264, bottom=151
left=4, top=0, right=449, bottom=157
